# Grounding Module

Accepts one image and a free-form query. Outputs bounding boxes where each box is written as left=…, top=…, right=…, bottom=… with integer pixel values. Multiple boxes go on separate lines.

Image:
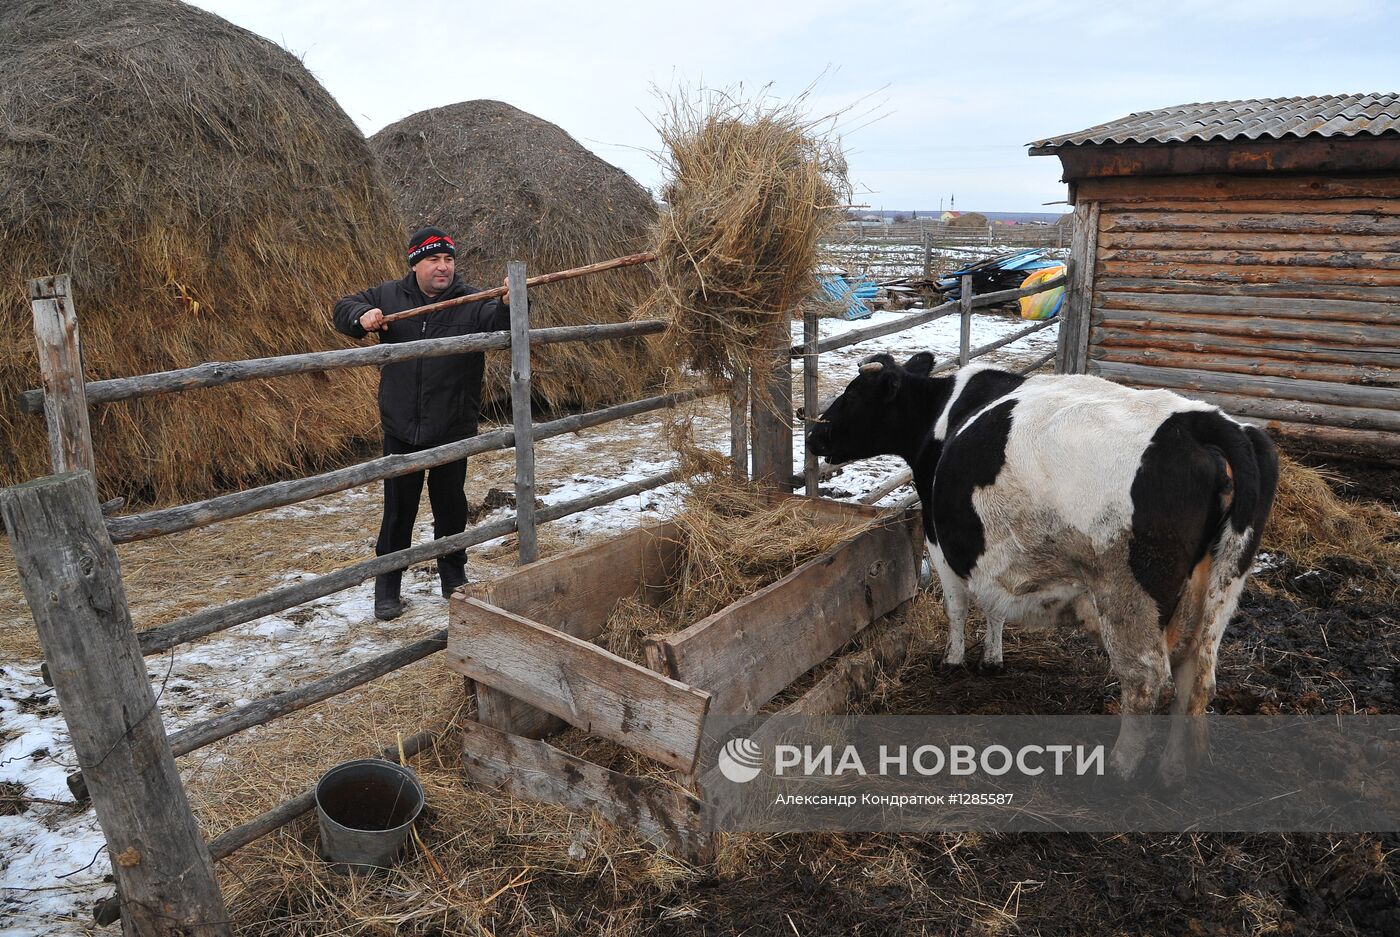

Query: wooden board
left=448, top=597, right=710, bottom=772
left=1091, top=309, right=1400, bottom=347
left=1094, top=382, right=1400, bottom=434
left=1098, top=197, right=1400, bottom=216
left=1096, top=290, right=1397, bottom=325
left=1090, top=347, right=1400, bottom=388
left=1098, top=248, right=1400, bottom=271
left=470, top=522, right=682, bottom=740
left=1090, top=325, right=1400, bottom=368
left=1099, top=231, right=1400, bottom=253
left=1099, top=260, right=1400, bottom=287
left=645, top=515, right=920, bottom=717
left=460, top=720, right=711, bottom=860
left=1101, top=210, right=1400, bottom=236
left=1090, top=361, right=1400, bottom=410
left=1076, top=174, right=1400, bottom=203
left=1096, top=276, right=1400, bottom=305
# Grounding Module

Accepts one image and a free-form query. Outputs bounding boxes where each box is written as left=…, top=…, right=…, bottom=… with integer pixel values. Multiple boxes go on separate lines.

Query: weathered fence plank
left=17, top=320, right=667, bottom=415
left=0, top=472, right=230, bottom=936
left=28, top=277, right=95, bottom=476
left=507, top=262, right=538, bottom=565
left=803, top=310, right=820, bottom=497
left=750, top=322, right=793, bottom=491
left=135, top=469, right=681, bottom=657
left=106, top=388, right=707, bottom=543
left=448, top=598, right=711, bottom=772
left=647, top=515, right=919, bottom=717
left=460, top=720, right=709, bottom=860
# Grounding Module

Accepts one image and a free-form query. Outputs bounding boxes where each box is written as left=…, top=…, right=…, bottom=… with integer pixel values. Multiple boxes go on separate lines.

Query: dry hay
left=0, top=0, right=403, bottom=504
left=1263, top=455, right=1400, bottom=601
left=598, top=478, right=874, bottom=661
left=645, top=89, right=850, bottom=389
left=369, top=100, right=665, bottom=414
left=946, top=211, right=989, bottom=227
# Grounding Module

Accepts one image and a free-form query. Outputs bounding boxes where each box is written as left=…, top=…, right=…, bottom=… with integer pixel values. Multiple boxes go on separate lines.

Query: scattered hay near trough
left=0, top=0, right=403, bottom=504
left=645, top=89, right=850, bottom=388
left=598, top=479, right=876, bottom=660
left=1261, top=455, right=1400, bottom=603
left=370, top=100, right=665, bottom=413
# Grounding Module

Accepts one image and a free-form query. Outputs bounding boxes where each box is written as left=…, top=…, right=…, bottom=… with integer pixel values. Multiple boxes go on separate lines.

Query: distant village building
left=1032, top=94, right=1400, bottom=461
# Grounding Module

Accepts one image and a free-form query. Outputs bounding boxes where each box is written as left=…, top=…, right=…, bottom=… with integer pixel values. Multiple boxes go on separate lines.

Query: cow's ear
left=904, top=351, right=935, bottom=377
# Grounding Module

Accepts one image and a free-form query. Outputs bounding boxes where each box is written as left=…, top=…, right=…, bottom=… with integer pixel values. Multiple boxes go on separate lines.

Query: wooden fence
left=828, top=224, right=1068, bottom=278
left=4, top=260, right=1065, bottom=932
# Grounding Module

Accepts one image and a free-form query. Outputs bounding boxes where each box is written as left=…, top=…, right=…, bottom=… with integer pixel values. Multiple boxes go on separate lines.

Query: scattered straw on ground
left=645, top=89, right=850, bottom=389
left=1263, top=455, right=1400, bottom=601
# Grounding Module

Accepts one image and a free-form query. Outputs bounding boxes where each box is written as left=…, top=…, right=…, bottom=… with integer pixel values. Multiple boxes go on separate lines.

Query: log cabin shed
left=1030, top=94, right=1400, bottom=461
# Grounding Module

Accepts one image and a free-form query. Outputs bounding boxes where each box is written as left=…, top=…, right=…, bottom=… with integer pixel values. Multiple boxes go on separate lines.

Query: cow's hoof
left=938, top=660, right=969, bottom=676
left=976, top=659, right=1005, bottom=675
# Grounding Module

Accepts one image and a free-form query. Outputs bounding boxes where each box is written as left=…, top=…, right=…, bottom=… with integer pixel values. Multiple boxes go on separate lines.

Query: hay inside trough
left=370, top=100, right=665, bottom=413
left=0, top=0, right=403, bottom=503
left=645, top=90, right=850, bottom=387
left=598, top=479, right=875, bottom=661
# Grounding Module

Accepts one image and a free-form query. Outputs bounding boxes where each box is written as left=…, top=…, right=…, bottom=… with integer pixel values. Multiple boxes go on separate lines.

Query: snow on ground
left=0, top=303, right=1056, bottom=935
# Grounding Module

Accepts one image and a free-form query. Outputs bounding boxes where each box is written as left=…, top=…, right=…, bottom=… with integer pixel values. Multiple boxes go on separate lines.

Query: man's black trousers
left=375, top=431, right=468, bottom=600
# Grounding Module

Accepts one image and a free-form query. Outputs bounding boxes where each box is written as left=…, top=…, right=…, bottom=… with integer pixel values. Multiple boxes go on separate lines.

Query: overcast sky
left=190, top=0, right=1396, bottom=214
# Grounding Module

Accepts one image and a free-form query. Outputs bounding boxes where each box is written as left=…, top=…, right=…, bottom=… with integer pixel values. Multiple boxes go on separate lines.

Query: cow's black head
left=807, top=351, right=935, bottom=464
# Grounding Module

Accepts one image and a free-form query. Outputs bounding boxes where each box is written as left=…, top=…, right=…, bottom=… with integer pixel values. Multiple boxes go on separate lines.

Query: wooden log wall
left=1076, top=173, right=1400, bottom=460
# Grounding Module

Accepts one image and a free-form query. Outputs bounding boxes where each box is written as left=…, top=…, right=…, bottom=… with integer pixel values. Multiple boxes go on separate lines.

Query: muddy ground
left=458, top=465, right=1400, bottom=937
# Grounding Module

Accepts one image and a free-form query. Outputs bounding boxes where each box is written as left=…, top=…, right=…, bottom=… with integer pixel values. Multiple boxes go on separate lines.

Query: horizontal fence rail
left=136, top=468, right=683, bottom=657
left=107, top=389, right=709, bottom=543
left=18, top=320, right=667, bottom=413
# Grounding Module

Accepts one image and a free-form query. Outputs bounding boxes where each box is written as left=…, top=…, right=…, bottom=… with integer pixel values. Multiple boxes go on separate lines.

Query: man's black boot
left=374, top=573, right=404, bottom=621
left=438, top=557, right=467, bottom=599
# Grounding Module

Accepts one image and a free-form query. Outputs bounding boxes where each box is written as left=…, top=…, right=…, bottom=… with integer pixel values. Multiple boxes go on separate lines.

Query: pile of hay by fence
left=1263, top=455, right=1400, bottom=600
left=369, top=100, right=665, bottom=414
left=0, top=0, right=402, bottom=504
left=645, top=91, right=850, bottom=387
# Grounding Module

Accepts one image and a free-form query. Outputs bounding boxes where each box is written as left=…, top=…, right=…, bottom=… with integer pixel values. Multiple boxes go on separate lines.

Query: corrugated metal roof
left=1030, top=94, right=1400, bottom=150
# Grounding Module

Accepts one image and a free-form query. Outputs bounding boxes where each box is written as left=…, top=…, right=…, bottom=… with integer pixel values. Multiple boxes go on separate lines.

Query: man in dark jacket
left=333, top=226, right=512, bottom=620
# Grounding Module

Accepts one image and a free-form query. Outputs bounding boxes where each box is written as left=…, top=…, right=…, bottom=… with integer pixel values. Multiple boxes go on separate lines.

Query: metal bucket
left=314, top=758, right=424, bottom=872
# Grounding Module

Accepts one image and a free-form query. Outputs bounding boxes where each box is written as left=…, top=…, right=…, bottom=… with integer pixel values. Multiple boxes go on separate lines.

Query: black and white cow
left=807, top=352, right=1280, bottom=777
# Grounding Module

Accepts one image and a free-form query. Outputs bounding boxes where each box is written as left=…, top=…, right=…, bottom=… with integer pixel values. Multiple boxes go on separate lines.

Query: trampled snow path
left=0, top=305, right=1057, bottom=935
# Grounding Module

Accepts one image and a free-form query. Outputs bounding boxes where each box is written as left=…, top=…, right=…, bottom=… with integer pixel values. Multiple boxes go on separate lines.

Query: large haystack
left=0, top=0, right=402, bottom=504
left=370, top=101, right=665, bottom=412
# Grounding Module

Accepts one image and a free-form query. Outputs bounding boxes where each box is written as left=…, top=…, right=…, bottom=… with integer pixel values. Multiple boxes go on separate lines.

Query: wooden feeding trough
left=446, top=494, right=924, bottom=858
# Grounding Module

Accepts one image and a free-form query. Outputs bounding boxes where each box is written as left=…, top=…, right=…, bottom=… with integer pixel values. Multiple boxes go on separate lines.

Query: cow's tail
left=1169, top=412, right=1280, bottom=723
left=1192, top=412, right=1279, bottom=570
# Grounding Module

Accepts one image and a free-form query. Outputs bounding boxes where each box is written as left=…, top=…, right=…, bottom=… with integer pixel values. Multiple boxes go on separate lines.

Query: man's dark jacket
left=333, top=273, right=511, bottom=446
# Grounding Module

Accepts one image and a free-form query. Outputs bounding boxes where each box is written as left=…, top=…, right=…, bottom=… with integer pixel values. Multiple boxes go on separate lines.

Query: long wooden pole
left=0, top=472, right=230, bottom=937
left=380, top=251, right=656, bottom=325
left=803, top=309, right=820, bottom=497
left=18, top=320, right=667, bottom=414
left=958, top=274, right=973, bottom=368
left=132, top=468, right=683, bottom=658
left=507, top=261, right=538, bottom=565
left=106, top=388, right=707, bottom=543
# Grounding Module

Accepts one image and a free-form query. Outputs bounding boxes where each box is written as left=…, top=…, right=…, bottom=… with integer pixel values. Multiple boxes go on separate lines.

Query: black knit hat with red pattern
left=407, top=226, right=456, bottom=267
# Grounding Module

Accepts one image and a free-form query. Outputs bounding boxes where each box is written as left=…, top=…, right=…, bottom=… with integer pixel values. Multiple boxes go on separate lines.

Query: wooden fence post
left=958, top=274, right=973, bottom=367
left=0, top=471, right=231, bottom=937
left=921, top=230, right=932, bottom=279
left=507, top=261, right=538, bottom=565
left=749, top=321, right=793, bottom=492
left=29, top=275, right=96, bottom=479
left=1059, top=201, right=1100, bottom=375
left=802, top=309, right=820, bottom=497
left=729, top=364, right=749, bottom=482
